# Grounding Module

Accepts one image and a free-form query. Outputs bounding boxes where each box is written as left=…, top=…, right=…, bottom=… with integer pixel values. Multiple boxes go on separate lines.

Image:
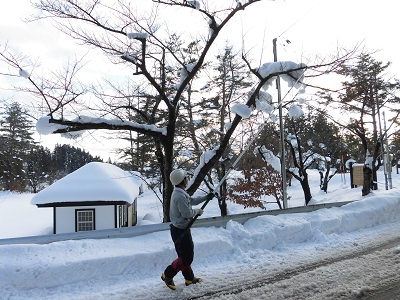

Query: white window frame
left=75, top=209, right=95, bottom=232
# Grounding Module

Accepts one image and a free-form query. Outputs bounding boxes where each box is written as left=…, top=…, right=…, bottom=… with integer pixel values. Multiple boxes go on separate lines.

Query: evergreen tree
left=186, top=45, right=253, bottom=216
left=0, top=102, right=34, bottom=191
left=51, top=144, right=102, bottom=180
left=304, top=112, right=342, bottom=192
left=336, top=54, right=400, bottom=195
left=26, top=145, right=52, bottom=193
left=389, top=131, right=400, bottom=174
left=342, top=132, right=364, bottom=162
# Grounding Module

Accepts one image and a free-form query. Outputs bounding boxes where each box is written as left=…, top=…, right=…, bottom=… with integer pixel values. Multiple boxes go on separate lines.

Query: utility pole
left=375, top=75, right=388, bottom=190
left=273, top=38, right=288, bottom=209
left=383, top=111, right=392, bottom=189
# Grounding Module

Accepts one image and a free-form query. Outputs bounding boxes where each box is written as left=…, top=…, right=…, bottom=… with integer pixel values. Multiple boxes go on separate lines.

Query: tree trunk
left=301, top=171, right=312, bottom=205
left=319, top=171, right=324, bottom=191
left=219, top=181, right=228, bottom=217
left=362, top=166, right=372, bottom=196
left=154, top=133, right=175, bottom=223
left=213, top=161, right=228, bottom=217
left=302, top=181, right=312, bottom=205
left=162, top=141, right=174, bottom=223
left=372, top=168, right=378, bottom=190
left=319, top=165, right=334, bottom=193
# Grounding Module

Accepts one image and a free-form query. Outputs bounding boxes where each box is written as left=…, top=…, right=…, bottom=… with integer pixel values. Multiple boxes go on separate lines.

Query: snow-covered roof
left=31, top=162, right=141, bottom=207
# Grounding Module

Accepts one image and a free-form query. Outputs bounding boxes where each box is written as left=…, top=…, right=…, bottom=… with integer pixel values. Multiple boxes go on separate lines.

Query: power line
left=276, top=0, right=322, bottom=39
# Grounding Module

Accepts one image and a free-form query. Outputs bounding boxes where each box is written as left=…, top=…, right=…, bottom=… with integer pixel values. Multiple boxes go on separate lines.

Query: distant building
left=31, top=162, right=143, bottom=234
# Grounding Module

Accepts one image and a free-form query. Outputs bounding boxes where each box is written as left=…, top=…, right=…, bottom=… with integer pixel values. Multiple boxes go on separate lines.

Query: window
left=76, top=209, right=95, bottom=232
left=118, top=205, right=128, bottom=227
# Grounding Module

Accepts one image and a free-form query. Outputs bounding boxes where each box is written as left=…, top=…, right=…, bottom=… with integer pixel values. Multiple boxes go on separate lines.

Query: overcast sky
left=1, top=0, right=399, bottom=161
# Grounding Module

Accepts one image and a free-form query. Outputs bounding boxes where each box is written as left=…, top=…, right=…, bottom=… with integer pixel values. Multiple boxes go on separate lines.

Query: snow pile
left=255, top=91, right=274, bottom=114
left=0, top=192, right=52, bottom=239
left=188, top=147, right=219, bottom=189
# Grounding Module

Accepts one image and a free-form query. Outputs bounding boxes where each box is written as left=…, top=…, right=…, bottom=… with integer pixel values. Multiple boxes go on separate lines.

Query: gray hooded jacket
left=170, top=187, right=207, bottom=229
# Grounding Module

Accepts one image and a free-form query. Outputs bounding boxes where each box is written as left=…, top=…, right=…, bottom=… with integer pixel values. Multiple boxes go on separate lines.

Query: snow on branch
left=255, top=90, right=274, bottom=114
left=287, top=104, right=304, bottom=119
left=255, top=145, right=281, bottom=173
left=36, top=115, right=167, bottom=137
left=36, top=116, right=68, bottom=135
left=175, top=62, right=197, bottom=89
left=19, top=68, right=30, bottom=79
left=187, top=146, right=219, bottom=190
left=231, top=103, right=252, bottom=119
left=258, top=61, right=307, bottom=89
left=187, top=0, right=201, bottom=9
left=122, top=51, right=138, bottom=63
left=127, top=32, right=149, bottom=40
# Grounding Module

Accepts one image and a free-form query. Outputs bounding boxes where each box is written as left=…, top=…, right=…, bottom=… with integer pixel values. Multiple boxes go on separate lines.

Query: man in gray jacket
left=161, top=169, right=214, bottom=290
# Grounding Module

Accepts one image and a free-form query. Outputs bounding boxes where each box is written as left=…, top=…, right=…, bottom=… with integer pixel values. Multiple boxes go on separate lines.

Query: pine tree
left=115, top=94, right=160, bottom=177
left=389, top=131, right=400, bottom=174
left=305, top=112, right=342, bottom=192
left=0, top=102, right=34, bottom=191
left=337, top=54, right=400, bottom=195
left=182, top=45, right=253, bottom=215
left=51, top=144, right=102, bottom=180
left=26, top=145, right=52, bottom=193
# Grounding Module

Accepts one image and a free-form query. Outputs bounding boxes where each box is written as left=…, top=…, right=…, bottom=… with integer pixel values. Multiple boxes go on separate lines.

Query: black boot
left=161, top=273, right=176, bottom=290
left=162, top=265, right=177, bottom=290
left=185, top=277, right=203, bottom=286
left=182, top=267, right=202, bottom=286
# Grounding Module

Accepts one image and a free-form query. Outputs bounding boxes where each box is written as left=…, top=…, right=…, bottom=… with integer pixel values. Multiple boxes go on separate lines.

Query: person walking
left=161, top=169, right=215, bottom=290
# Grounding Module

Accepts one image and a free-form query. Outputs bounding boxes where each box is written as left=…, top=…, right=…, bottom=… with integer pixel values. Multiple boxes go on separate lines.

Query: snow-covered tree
left=323, top=53, right=400, bottom=195
left=0, top=0, right=356, bottom=221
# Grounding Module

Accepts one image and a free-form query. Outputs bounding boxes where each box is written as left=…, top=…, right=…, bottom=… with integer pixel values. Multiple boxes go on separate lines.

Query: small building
left=31, top=162, right=142, bottom=234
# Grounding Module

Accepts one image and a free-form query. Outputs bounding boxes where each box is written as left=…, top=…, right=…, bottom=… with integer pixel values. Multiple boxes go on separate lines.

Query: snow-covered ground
left=1, top=169, right=400, bottom=299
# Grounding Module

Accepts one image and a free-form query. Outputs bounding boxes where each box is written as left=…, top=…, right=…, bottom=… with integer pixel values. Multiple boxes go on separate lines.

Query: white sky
left=1, top=170, right=400, bottom=299
left=1, top=0, right=399, bottom=161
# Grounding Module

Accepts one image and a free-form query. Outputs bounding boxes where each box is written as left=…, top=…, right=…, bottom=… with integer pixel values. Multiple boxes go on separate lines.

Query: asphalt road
left=363, top=280, right=400, bottom=300
left=189, top=236, right=400, bottom=300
